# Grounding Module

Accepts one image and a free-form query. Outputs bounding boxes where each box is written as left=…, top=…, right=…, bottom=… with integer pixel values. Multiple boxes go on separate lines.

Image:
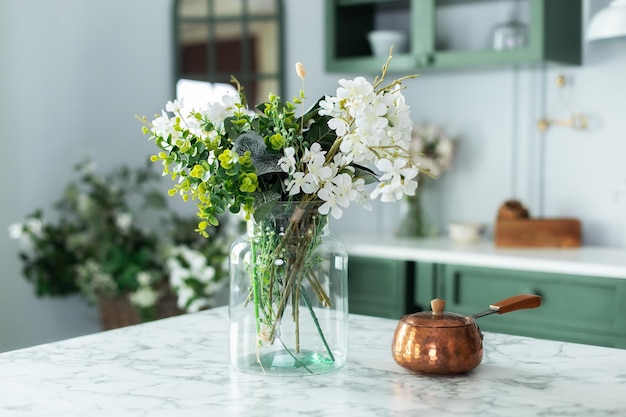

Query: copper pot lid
left=400, top=298, right=474, bottom=328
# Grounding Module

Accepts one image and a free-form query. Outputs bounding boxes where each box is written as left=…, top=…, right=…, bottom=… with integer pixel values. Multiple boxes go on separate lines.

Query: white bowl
left=367, top=30, right=407, bottom=57
left=447, top=222, right=484, bottom=244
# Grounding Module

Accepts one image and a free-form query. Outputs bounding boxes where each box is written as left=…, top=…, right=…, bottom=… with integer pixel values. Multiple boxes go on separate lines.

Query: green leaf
left=352, top=164, right=380, bottom=185
left=252, top=192, right=281, bottom=222
left=304, top=115, right=337, bottom=152
left=232, top=132, right=265, bottom=156
left=232, top=132, right=283, bottom=176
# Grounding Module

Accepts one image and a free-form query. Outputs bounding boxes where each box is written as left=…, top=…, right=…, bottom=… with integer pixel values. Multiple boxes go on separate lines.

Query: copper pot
left=391, top=294, right=541, bottom=375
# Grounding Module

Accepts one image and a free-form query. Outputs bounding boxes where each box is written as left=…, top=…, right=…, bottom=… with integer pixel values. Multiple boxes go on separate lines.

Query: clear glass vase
left=229, top=200, right=349, bottom=376
left=396, top=190, right=433, bottom=238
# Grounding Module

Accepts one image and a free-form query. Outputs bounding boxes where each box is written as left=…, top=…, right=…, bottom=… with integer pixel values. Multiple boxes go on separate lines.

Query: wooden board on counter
left=494, top=218, right=582, bottom=248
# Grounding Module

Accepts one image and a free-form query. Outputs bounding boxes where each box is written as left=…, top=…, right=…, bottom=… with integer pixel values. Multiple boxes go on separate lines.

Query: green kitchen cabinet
left=325, top=0, right=581, bottom=73
left=414, top=263, right=626, bottom=349
left=347, top=256, right=415, bottom=319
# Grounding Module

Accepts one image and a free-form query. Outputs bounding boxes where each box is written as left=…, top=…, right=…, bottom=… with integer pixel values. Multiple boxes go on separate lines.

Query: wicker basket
left=98, top=284, right=184, bottom=330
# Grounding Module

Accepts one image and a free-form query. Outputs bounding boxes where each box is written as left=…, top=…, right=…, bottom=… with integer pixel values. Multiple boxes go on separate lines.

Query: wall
left=0, top=0, right=174, bottom=352
left=1, top=0, right=625, bottom=353
left=283, top=0, right=626, bottom=247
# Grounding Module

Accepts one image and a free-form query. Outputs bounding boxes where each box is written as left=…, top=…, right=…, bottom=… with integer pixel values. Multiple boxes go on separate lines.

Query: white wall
left=1, top=0, right=625, bottom=353
left=0, top=0, right=174, bottom=352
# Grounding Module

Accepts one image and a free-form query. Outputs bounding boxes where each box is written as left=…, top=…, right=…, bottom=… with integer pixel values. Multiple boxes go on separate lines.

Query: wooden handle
left=490, top=294, right=542, bottom=314
left=431, top=298, right=445, bottom=316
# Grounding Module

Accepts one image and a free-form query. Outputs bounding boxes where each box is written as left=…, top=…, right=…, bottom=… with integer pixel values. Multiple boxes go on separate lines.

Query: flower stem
left=301, top=288, right=335, bottom=362
left=250, top=238, right=261, bottom=345
left=277, top=336, right=313, bottom=374
left=253, top=200, right=333, bottom=358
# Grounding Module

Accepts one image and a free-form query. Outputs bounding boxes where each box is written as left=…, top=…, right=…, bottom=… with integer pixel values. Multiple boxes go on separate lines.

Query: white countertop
left=1, top=306, right=625, bottom=416
left=340, top=234, right=626, bottom=279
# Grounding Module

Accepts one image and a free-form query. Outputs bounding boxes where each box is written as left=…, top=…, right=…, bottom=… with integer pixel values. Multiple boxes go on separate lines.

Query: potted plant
left=9, top=158, right=235, bottom=329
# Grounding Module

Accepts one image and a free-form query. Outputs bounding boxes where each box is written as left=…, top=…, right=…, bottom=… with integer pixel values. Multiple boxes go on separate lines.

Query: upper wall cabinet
left=325, top=0, right=582, bottom=74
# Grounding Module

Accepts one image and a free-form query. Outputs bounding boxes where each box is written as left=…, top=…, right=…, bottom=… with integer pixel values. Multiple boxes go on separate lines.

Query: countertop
left=1, top=306, right=626, bottom=416
left=340, top=234, right=626, bottom=279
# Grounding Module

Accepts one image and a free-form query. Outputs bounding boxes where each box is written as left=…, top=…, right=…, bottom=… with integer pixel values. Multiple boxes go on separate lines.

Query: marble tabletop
left=1, top=306, right=625, bottom=417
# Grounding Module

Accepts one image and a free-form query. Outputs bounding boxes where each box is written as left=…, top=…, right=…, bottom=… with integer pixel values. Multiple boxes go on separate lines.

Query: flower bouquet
left=142, top=54, right=426, bottom=374
left=397, top=123, right=456, bottom=237
left=409, top=123, right=455, bottom=178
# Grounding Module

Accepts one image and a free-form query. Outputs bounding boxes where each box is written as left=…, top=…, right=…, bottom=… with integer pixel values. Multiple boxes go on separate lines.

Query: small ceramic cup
left=447, top=222, right=484, bottom=244
left=367, top=30, right=407, bottom=57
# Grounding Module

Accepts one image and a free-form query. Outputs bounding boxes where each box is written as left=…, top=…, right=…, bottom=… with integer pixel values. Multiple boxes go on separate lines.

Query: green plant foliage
left=9, top=158, right=236, bottom=321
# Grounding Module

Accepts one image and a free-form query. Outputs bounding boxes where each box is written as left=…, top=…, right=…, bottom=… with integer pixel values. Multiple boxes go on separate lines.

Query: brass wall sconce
left=537, top=74, right=588, bottom=133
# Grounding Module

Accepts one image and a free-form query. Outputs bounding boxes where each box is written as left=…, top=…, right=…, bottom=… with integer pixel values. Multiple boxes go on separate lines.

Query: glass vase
left=229, top=200, right=349, bottom=376
left=396, top=190, right=432, bottom=238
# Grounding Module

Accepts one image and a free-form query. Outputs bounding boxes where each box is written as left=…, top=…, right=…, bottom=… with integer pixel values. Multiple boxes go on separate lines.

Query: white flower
left=167, top=262, right=186, bottom=288
left=337, top=76, right=375, bottom=103
left=287, top=172, right=318, bottom=195
left=137, top=271, right=152, bottom=286
left=8, top=223, right=23, bottom=240
left=302, top=142, right=325, bottom=164
left=175, top=285, right=194, bottom=310
left=318, top=173, right=358, bottom=219
left=77, top=194, right=92, bottom=214
left=318, top=187, right=341, bottom=219
left=327, top=116, right=350, bottom=137
left=151, top=110, right=181, bottom=144
left=201, top=94, right=240, bottom=130
left=8, top=222, right=36, bottom=252
left=354, top=99, right=388, bottom=136
left=130, top=286, right=159, bottom=308
left=115, top=212, right=132, bottom=232
left=318, top=95, right=341, bottom=118
left=24, top=217, right=43, bottom=238
left=185, top=247, right=208, bottom=274
left=307, top=153, right=333, bottom=184
left=165, top=99, right=184, bottom=113
left=339, top=131, right=369, bottom=163
left=182, top=113, right=205, bottom=140
left=166, top=245, right=225, bottom=313
left=278, top=147, right=297, bottom=175
left=371, top=158, right=419, bottom=202
left=352, top=178, right=372, bottom=211
left=187, top=297, right=211, bottom=313
left=197, top=266, right=216, bottom=284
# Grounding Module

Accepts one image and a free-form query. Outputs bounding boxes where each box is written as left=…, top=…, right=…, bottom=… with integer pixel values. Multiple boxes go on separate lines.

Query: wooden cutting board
left=494, top=218, right=582, bottom=248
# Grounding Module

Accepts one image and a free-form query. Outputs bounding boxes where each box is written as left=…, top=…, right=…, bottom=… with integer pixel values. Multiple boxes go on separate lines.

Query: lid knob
left=431, top=298, right=445, bottom=316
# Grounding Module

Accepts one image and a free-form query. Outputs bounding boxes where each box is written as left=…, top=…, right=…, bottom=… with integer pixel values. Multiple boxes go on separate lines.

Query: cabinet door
left=347, top=256, right=413, bottom=319
left=413, top=261, right=443, bottom=311
left=441, top=264, right=626, bottom=348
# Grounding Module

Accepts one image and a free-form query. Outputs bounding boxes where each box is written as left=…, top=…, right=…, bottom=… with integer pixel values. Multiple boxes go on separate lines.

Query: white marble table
left=1, top=306, right=625, bottom=417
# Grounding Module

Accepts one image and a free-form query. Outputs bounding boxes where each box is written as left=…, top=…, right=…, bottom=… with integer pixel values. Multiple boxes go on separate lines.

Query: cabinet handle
left=415, top=53, right=434, bottom=67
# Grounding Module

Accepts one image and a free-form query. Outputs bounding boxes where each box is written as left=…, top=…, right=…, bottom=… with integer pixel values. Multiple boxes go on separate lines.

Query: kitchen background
left=1, top=0, right=624, bottom=353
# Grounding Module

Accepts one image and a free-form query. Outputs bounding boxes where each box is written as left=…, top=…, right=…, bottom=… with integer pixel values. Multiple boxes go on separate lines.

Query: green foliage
left=142, top=82, right=328, bottom=237
left=9, top=158, right=235, bottom=317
